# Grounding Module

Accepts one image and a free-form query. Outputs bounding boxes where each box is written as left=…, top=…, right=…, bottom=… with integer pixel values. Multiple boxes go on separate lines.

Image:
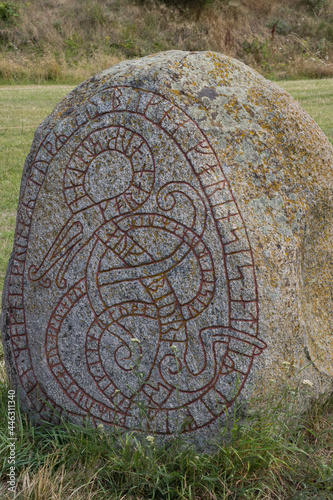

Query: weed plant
left=0, top=2, right=18, bottom=23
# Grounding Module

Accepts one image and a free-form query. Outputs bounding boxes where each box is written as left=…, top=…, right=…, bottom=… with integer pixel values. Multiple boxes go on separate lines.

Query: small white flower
left=302, top=379, right=313, bottom=387
left=146, top=435, right=155, bottom=444
left=97, top=424, right=104, bottom=432
left=170, top=344, right=178, bottom=352
left=269, top=379, right=275, bottom=384
left=282, top=361, right=291, bottom=367
left=130, top=338, right=140, bottom=343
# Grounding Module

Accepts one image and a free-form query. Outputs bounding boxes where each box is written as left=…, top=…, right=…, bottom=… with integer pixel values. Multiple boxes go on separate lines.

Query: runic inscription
left=8, top=86, right=266, bottom=433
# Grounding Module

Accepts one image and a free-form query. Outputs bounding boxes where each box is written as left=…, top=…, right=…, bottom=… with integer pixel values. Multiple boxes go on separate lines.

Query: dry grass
left=1, top=0, right=333, bottom=82
left=0, top=457, right=101, bottom=500
left=0, top=374, right=332, bottom=499
left=0, top=52, right=122, bottom=84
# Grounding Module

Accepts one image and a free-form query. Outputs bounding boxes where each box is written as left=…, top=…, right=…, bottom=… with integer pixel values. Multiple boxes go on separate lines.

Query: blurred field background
left=1, top=0, right=333, bottom=83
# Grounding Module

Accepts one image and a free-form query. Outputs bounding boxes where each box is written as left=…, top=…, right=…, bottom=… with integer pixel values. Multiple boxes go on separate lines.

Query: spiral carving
left=10, top=86, right=266, bottom=434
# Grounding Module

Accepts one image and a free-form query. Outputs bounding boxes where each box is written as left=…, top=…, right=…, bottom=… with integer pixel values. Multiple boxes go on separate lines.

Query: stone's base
left=2, top=51, right=333, bottom=446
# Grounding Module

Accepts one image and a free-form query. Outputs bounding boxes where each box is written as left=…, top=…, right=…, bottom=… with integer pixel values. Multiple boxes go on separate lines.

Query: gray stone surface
left=2, top=51, right=333, bottom=443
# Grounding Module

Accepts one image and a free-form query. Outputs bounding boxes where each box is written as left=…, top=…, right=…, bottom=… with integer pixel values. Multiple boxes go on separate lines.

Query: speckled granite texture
left=2, top=51, right=333, bottom=445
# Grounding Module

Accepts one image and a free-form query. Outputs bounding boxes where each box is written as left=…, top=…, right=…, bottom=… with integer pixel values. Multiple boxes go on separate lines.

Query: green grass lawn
left=0, top=85, right=73, bottom=297
left=278, top=79, right=333, bottom=144
left=0, top=80, right=333, bottom=499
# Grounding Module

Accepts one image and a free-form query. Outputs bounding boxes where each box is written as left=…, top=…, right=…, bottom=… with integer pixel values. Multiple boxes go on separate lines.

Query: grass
left=0, top=80, right=333, bottom=498
left=0, top=350, right=332, bottom=498
left=278, top=79, right=333, bottom=142
left=0, top=85, right=73, bottom=296
left=2, top=0, right=333, bottom=82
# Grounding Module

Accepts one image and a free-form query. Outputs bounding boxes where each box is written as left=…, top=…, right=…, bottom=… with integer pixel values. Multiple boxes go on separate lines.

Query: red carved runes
left=8, top=86, right=266, bottom=434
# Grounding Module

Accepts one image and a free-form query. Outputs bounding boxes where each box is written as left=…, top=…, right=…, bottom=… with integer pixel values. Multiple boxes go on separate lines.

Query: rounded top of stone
left=42, top=50, right=333, bottom=204
left=53, top=51, right=270, bottom=113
